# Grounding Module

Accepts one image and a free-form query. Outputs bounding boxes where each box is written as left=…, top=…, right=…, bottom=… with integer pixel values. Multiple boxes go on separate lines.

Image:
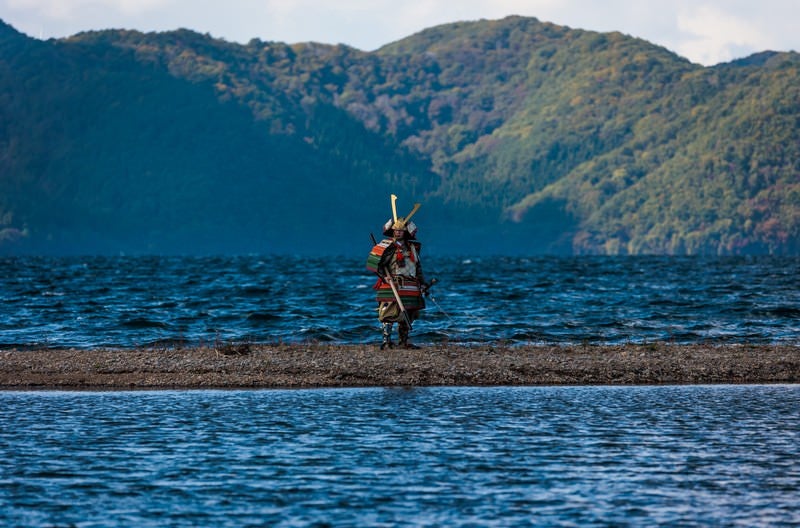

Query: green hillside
left=0, top=16, right=797, bottom=255
left=0, top=21, right=438, bottom=254
left=506, top=50, right=800, bottom=255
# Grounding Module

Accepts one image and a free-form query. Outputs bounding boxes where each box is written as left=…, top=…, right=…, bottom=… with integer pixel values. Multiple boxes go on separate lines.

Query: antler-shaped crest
left=389, top=195, right=421, bottom=229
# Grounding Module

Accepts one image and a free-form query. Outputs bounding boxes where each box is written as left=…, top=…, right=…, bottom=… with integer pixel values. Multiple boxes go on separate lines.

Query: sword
left=421, top=278, right=454, bottom=322
left=428, top=292, right=454, bottom=323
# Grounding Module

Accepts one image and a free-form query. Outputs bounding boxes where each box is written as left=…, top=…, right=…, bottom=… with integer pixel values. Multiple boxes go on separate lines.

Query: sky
left=1, top=0, right=798, bottom=66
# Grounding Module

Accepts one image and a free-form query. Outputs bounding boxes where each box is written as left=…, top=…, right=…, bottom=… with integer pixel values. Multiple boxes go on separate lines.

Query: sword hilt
left=422, top=277, right=437, bottom=296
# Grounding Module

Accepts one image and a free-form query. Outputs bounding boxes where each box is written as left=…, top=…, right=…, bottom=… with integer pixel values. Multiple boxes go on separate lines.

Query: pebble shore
left=1, top=343, right=798, bottom=390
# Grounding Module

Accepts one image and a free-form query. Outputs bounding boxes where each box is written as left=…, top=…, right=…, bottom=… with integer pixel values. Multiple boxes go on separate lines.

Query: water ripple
left=1, top=386, right=798, bottom=526
left=1, top=256, right=798, bottom=348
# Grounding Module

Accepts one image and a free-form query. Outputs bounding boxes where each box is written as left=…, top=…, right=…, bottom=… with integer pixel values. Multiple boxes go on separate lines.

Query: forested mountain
left=1, top=16, right=797, bottom=255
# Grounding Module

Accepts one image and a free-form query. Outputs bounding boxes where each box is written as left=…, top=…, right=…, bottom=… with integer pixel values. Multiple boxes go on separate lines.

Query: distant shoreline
left=1, top=344, right=798, bottom=390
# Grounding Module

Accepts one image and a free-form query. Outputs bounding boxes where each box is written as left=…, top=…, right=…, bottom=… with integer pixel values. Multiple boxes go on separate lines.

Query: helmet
left=382, top=194, right=421, bottom=238
left=383, top=219, right=418, bottom=238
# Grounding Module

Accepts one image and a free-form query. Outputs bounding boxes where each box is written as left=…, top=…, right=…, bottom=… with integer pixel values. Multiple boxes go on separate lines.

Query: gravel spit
left=1, top=343, right=798, bottom=390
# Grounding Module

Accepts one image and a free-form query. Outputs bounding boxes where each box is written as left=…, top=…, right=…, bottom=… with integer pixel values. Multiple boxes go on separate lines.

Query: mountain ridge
left=1, top=16, right=797, bottom=255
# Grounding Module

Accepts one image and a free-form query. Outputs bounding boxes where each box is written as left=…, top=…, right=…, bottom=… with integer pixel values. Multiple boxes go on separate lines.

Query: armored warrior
left=366, top=195, right=427, bottom=349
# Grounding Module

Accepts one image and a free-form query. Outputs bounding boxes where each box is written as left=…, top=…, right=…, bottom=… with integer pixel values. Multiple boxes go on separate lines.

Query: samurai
left=366, top=194, right=428, bottom=349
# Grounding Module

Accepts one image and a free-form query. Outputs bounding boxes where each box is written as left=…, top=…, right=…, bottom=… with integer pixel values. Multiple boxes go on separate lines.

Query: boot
left=380, top=322, right=393, bottom=350
left=398, top=322, right=419, bottom=349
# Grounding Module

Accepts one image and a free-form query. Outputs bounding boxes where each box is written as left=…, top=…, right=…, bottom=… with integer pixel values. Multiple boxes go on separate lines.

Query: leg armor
left=380, top=322, right=393, bottom=350
left=398, top=321, right=418, bottom=349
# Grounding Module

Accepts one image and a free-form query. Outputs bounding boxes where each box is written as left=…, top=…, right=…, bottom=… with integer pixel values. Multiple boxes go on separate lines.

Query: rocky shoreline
left=1, top=343, right=798, bottom=390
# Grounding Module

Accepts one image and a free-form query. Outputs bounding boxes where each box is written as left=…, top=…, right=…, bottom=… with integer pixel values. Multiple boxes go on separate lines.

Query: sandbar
left=1, top=343, right=798, bottom=390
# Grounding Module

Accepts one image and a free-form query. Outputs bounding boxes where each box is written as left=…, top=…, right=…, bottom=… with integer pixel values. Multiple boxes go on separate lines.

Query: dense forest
left=1, top=16, right=797, bottom=255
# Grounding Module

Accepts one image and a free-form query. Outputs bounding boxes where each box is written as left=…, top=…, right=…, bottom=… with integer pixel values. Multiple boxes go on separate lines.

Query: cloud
left=251, top=0, right=560, bottom=49
left=6, top=0, right=168, bottom=19
left=675, top=4, right=775, bottom=64
left=1, top=0, right=796, bottom=64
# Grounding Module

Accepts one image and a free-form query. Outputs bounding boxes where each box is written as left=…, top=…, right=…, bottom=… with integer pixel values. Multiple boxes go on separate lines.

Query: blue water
left=1, top=385, right=798, bottom=526
left=1, top=256, right=799, bottom=348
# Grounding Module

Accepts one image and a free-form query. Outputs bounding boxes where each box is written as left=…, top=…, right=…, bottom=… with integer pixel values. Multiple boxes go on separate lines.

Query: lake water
left=3, top=257, right=798, bottom=525
left=1, top=255, right=798, bottom=348
left=1, top=385, right=798, bottom=526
